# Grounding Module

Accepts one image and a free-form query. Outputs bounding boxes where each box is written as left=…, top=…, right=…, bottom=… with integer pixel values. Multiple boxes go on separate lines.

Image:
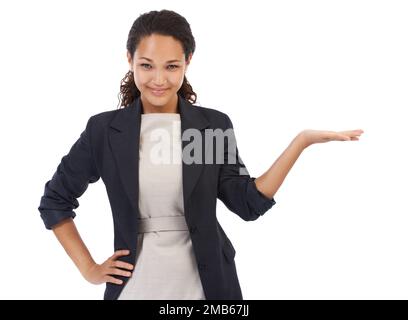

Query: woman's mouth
left=149, top=88, right=168, bottom=96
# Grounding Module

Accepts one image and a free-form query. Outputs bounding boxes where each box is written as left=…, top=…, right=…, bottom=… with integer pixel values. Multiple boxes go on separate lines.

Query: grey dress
left=117, top=113, right=206, bottom=300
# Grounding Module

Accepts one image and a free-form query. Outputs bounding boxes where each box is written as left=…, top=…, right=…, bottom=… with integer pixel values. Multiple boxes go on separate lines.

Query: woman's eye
left=139, top=64, right=179, bottom=70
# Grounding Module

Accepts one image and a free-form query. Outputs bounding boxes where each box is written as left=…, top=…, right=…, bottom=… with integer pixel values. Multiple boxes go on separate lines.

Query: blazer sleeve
left=38, top=116, right=101, bottom=230
left=217, top=114, right=276, bottom=221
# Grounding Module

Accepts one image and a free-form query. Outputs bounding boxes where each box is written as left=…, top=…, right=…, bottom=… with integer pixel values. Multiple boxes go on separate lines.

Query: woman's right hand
left=82, top=250, right=134, bottom=285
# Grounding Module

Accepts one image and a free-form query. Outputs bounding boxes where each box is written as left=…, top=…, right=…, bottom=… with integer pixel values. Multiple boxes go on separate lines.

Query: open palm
left=301, top=129, right=364, bottom=147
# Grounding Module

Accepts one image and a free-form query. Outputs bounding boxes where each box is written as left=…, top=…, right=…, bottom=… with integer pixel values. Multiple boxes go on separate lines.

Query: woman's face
left=127, top=33, right=191, bottom=111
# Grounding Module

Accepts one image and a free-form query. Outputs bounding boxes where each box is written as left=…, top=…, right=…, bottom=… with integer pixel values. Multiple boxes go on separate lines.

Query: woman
left=38, top=9, right=364, bottom=300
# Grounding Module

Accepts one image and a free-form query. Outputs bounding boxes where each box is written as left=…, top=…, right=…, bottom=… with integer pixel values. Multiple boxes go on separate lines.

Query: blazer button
left=189, top=226, right=197, bottom=234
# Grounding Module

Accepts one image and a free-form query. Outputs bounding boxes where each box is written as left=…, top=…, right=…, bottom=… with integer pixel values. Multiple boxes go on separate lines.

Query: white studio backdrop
left=0, top=0, right=407, bottom=299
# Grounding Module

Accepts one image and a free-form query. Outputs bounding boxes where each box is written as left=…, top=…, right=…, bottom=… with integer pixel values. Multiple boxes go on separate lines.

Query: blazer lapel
left=179, top=95, right=211, bottom=209
left=108, top=98, right=141, bottom=214
left=108, top=93, right=210, bottom=216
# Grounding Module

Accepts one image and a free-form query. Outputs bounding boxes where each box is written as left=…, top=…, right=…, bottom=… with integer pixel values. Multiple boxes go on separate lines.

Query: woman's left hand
left=299, top=129, right=364, bottom=148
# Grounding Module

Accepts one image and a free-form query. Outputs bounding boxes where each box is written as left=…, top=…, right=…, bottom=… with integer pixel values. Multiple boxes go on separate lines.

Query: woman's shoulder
left=194, top=104, right=227, bottom=117
left=89, top=108, right=122, bottom=123
left=86, top=106, right=134, bottom=131
left=193, top=104, right=233, bottom=129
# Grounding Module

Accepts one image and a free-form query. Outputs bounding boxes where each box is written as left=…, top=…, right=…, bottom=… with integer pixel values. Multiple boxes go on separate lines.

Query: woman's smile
left=149, top=87, right=169, bottom=96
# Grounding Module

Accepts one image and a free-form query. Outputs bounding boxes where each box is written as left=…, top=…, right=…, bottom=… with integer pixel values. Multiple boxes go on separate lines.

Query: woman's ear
left=185, top=53, right=193, bottom=71
left=187, top=53, right=193, bottom=64
left=127, top=51, right=133, bottom=71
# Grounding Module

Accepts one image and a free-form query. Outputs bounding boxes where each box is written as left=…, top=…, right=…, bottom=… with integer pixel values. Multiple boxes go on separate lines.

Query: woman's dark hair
left=117, top=9, right=197, bottom=108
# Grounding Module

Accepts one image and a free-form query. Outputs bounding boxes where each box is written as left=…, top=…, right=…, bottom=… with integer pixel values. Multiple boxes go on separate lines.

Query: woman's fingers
left=110, top=249, right=130, bottom=260
left=301, top=129, right=364, bottom=146
left=114, top=260, right=134, bottom=271
left=327, top=132, right=349, bottom=141
left=104, top=275, right=123, bottom=285
left=108, top=267, right=132, bottom=277
left=94, top=250, right=133, bottom=285
left=335, top=129, right=364, bottom=141
left=339, top=129, right=364, bottom=137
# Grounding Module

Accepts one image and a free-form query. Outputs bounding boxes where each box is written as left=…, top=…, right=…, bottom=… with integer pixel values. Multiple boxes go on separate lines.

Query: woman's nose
left=152, top=71, right=167, bottom=85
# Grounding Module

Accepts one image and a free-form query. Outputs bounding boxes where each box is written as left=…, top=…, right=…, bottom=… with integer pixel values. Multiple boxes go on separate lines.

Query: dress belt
left=137, top=215, right=189, bottom=233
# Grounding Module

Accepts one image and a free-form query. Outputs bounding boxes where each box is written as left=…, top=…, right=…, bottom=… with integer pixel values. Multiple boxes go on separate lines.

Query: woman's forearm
left=254, top=132, right=307, bottom=200
left=52, top=218, right=96, bottom=277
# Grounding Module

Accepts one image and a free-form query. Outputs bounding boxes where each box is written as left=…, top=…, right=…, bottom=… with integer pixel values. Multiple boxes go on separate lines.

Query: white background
left=0, top=0, right=407, bottom=299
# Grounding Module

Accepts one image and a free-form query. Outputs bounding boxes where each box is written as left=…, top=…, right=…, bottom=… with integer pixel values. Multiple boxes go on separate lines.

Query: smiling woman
left=127, top=33, right=190, bottom=113
left=117, top=11, right=197, bottom=113
left=38, top=7, right=364, bottom=302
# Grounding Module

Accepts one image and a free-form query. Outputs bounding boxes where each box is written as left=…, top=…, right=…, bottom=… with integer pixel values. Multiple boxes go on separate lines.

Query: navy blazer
left=38, top=93, right=276, bottom=300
